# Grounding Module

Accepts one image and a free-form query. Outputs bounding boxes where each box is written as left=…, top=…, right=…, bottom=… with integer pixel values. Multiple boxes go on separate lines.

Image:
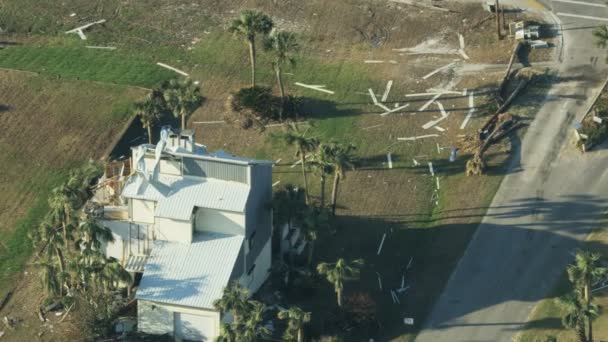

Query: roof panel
left=135, top=232, right=244, bottom=309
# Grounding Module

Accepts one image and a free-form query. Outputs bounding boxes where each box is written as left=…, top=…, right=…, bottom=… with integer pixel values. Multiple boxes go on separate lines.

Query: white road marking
left=553, top=0, right=606, bottom=7
left=556, top=12, right=608, bottom=21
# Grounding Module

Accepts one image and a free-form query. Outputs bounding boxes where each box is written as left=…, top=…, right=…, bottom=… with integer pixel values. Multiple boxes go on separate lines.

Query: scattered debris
left=58, top=303, right=75, bottom=323
left=381, top=80, right=394, bottom=102
left=398, top=134, right=439, bottom=141
left=387, top=153, right=393, bottom=169
left=295, top=82, right=334, bottom=94
left=157, top=62, right=189, bottom=76
left=419, top=93, right=443, bottom=111
left=421, top=62, right=457, bottom=80
left=594, top=116, right=603, bottom=124
left=369, top=88, right=391, bottom=112
left=377, top=233, right=387, bottom=255
left=85, top=46, right=116, bottom=50
left=376, top=272, right=383, bottom=290
left=65, top=19, right=106, bottom=40
left=272, top=181, right=281, bottom=187
left=428, top=162, right=435, bottom=176
left=380, top=103, right=410, bottom=117
left=422, top=114, right=449, bottom=130
left=434, top=126, right=445, bottom=132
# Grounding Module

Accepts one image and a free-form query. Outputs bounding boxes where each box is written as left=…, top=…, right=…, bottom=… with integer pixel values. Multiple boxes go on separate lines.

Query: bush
left=578, top=118, right=608, bottom=150
left=231, top=86, right=280, bottom=120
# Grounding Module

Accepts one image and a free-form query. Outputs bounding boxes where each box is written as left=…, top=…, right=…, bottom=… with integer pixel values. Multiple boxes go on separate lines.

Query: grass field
left=0, top=0, right=557, bottom=340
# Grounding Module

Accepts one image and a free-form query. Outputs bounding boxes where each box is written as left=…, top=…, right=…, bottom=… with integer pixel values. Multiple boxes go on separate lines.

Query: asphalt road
left=416, top=1, right=608, bottom=341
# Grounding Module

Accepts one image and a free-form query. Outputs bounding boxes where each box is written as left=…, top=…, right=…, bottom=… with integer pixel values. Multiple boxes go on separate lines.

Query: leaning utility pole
left=495, top=0, right=501, bottom=39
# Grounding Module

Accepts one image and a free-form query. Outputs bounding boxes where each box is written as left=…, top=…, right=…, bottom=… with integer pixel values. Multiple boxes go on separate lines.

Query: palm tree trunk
left=248, top=39, right=256, bottom=87
left=589, top=318, right=593, bottom=342
left=297, top=327, right=303, bottom=342
left=337, top=288, right=343, bottom=307
left=331, top=173, right=340, bottom=216
left=577, top=320, right=586, bottom=342
left=495, top=0, right=501, bottom=39
left=320, top=174, right=326, bottom=207
left=147, top=125, right=153, bottom=144
left=301, top=153, right=309, bottom=204
left=276, top=64, right=285, bottom=121
left=181, top=110, right=186, bottom=130
left=55, top=247, right=65, bottom=296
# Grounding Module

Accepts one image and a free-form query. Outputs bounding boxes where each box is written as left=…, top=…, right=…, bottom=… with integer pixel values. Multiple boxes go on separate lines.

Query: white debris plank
left=272, top=181, right=281, bottom=187
left=405, top=92, right=443, bottom=97
left=377, top=272, right=383, bottom=290
left=377, top=233, right=387, bottom=255
left=295, top=82, right=335, bottom=94
left=594, top=116, right=603, bottom=124
left=422, top=115, right=448, bottom=129
left=462, top=88, right=468, bottom=96
left=419, top=93, right=443, bottom=111
left=362, top=124, right=383, bottom=130
left=393, top=290, right=401, bottom=304
left=428, top=162, right=435, bottom=176
left=66, top=19, right=106, bottom=33
left=86, top=46, right=116, bottom=50
left=375, top=102, right=391, bottom=112
left=458, top=49, right=470, bottom=60
left=460, top=112, right=473, bottom=130
left=192, top=120, right=225, bottom=124
left=437, top=102, right=447, bottom=117
left=365, top=60, right=385, bottom=64
left=380, top=103, right=410, bottom=117
left=75, top=30, right=87, bottom=40
left=381, top=80, right=394, bottom=102
left=421, top=62, right=456, bottom=80
left=387, top=153, right=393, bottom=169
left=398, top=134, right=439, bottom=141
left=407, top=257, right=413, bottom=270
left=434, top=126, right=445, bottom=132
left=401, top=275, right=405, bottom=288
left=468, top=91, right=475, bottom=109
left=459, top=34, right=465, bottom=49
left=412, top=158, right=419, bottom=166
left=368, top=88, right=380, bottom=104
left=157, top=62, right=189, bottom=76
left=436, top=176, right=440, bottom=190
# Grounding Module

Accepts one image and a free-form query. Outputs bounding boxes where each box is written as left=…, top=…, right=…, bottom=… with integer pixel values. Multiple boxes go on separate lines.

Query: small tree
left=278, top=123, right=318, bottom=204
left=229, top=10, right=274, bottom=87
left=317, top=258, right=364, bottom=307
left=213, top=282, right=250, bottom=324
left=311, top=143, right=336, bottom=208
left=134, top=90, right=165, bottom=144
left=326, top=142, right=357, bottom=216
left=301, top=207, right=331, bottom=266
left=278, top=306, right=311, bottom=342
left=162, top=78, right=203, bottom=130
left=265, top=30, right=298, bottom=121
left=593, top=25, right=608, bottom=48
left=557, top=291, right=599, bottom=342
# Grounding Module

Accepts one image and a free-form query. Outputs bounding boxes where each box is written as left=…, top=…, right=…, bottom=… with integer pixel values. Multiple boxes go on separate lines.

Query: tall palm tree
left=567, top=250, right=607, bottom=341
left=99, top=258, right=131, bottom=292
left=48, top=185, right=78, bottom=245
left=326, top=142, right=357, bottom=216
left=31, top=221, right=67, bottom=296
left=557, top=291, right=599, bottom=342
left=311, top=143, right=335, bottom=208
left=241, top=300, right=270, bottom=342
left=317, top=258, right=364, bottom=307
left=213, top=283, right=250, bottom=324
left=264, top=30, right=298, bottom=120
left=66, top=162, right=101, bottom=205
left=76, top=215, right=114, bottom=252
left=229, top=10, right=274, bottom=87
left=163, top=78, right=203, bottom=130
left=134, top=90, right=165, bottom=144
left=280, top=123, right=319, bottom=204
left=593, top=25, right=608, bottom=48
left=216, top=323, right=238, bottom=342
left=272, top=184, right=307, bottom=232
left=301, top=207, right=330, bottom=267
left=278, top=306, right=311, bottom=342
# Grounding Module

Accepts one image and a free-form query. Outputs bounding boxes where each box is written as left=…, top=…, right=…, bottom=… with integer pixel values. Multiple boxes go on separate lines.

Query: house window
left=247, top=263, right=256, bottom=276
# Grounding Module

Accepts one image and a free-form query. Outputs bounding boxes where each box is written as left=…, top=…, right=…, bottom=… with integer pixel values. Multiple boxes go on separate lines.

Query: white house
left=92, top=127, right=273, bottom=341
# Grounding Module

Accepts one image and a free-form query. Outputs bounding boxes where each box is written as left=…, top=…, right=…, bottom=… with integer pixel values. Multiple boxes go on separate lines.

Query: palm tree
left=134, top=90, right=165, bottom=144
left=317, top=258, right=364, bottom=307
left=229, top=10, right=274, bottom=87
left=301, top=207, right=330, bottom=266
left=326, top=142, right=357, bottom=216
left=557, top=291, right=600, bottom=342
left=567, top=250, right=607, bottom=341
left=162, top=78, right=203, bottom=130
left=264, top=30, right=298, bottom=120
left=76, top=215, right=114, bottom=252
left=278, top=306, right=311, bottom=342
left=37, top=259, right=61, bottom=297
left=48, top=185, right=78, bottom=245
left=213, top=283, right=250, bottom=324
left=272, top=184, right=307, bottom=232
left=311, top=143, right=335, bottom=208
left=66, top=162, right=101, bottom=205
left=279, top=123, right=319, bottom=204
left=99, top=258, right=131, bottom=292
left=216, top=323, right=238, bottom=342
left=240, top=300, right=270, bottom=342
left=593, top=25, right=608, bottom=48
left=32, top=221, right=67, bottom=292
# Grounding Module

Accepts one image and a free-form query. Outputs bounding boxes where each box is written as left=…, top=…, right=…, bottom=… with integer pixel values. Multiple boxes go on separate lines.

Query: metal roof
left=121, top=173, right=250, bottom=220
left=135, top=232, right=244, bottom=309
left=125, top=255, right=148, bottom=273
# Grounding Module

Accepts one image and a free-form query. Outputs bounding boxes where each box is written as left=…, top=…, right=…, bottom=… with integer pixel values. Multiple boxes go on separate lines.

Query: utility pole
left=495, top=0, right=501, bottom=39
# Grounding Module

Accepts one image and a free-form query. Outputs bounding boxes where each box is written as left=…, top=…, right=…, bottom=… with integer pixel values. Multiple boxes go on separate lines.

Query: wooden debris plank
left=434, top=126, right=446, bottom=132
left=397, top=134, right=439, bottom=141
left=459, top=34, right=465, bottom=49
left=380, top=103, right=410, bottom=117
left=458, top=49, right=470, bottom=60
left=295, top=82, right=335, bottom=94
left=192, top=121, right=224, bottom=124
left=66, top=19, right=106, bottom=33
left=362, top=124, right=383, bottom=130
left=272, top=181, right=281, bottom=187
left=381, top=80, right=394, bottom=102
left=428, top=162, right=435, bottom=176
left=368, top=88, right=380, bottom=105
left=422, top=115, right=448, bottom=129
left=365, top=60, right=385, bottom=64
left=406, top=92, right=443, bottom=97
left=437, top=101, right=447, bottom=117
left=421, top=62, right=456, bottom=80
left=387, top=153, right=393, bottom=169
left=86, top=46, right=116, bottom=50
left=419, top=93, right=443, bottom=111
left=377, top=233, right=387, bottom=255
left=157, top=62, right=189, bottom=76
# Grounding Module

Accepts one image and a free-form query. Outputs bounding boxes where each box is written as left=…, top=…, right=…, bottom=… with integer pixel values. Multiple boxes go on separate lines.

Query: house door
left=174, top=312, right=215, bottom=341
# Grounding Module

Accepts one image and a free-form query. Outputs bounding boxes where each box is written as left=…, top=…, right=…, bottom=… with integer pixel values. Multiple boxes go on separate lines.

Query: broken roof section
left=122, top=173, right=250, bottom=220
left=136, top=232, right=244, bottom=309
